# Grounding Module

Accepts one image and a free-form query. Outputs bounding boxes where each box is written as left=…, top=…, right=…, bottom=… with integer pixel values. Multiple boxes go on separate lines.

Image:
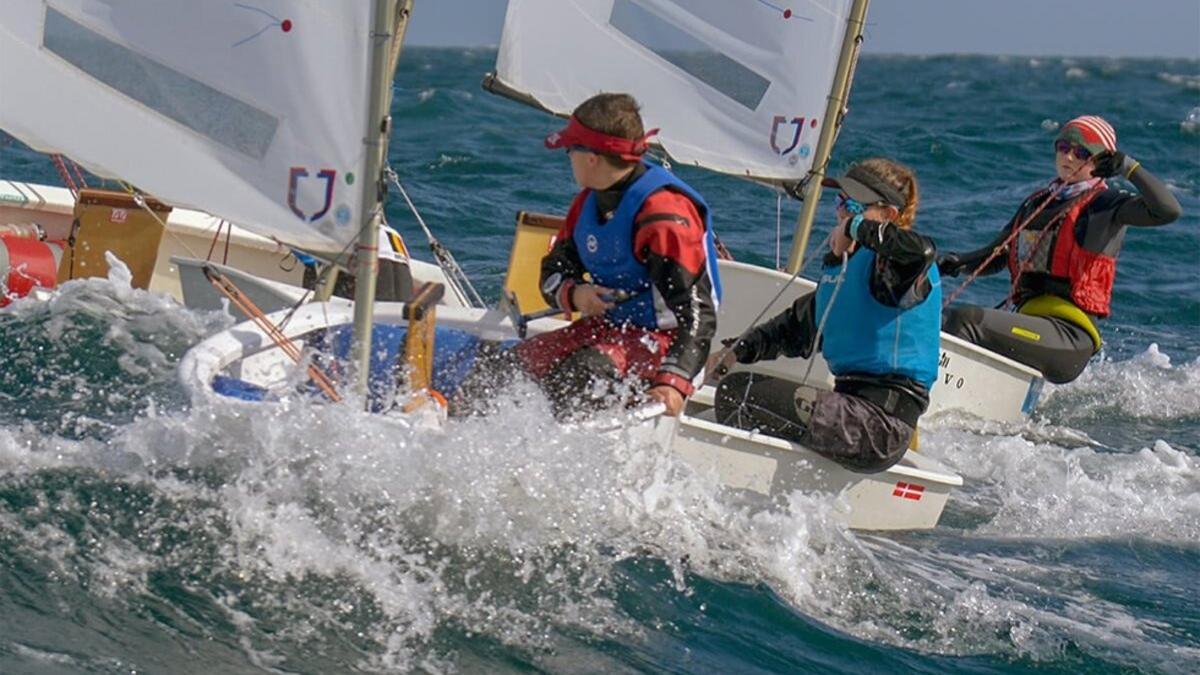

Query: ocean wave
left=1183, top=106, right=1200, bottom=135
left=926, top=428, right=1199, bottom=541
left=1158, top=72, right=1200, bottom=91
left=3, top=378, right=1193, bottom=670
left=0, top=256, right=227, bottom=438
left=1042, top=344, right=1200, bottom=423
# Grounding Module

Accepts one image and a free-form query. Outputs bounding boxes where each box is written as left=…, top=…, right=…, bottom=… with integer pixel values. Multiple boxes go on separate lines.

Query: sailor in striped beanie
left=936, top=113, right=1181, bottom=384
left=1057, top=115, right=1117, bottom=155
left=1052, top=115, right=1131, bottom=187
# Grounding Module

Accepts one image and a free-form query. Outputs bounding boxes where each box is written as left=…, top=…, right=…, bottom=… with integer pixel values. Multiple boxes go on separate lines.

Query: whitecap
left=1043, top=344, right=1200, bottom=421
left=1157, top=72, right=1200, bottom=91
left=1182, top=106, right=1200, bottom=135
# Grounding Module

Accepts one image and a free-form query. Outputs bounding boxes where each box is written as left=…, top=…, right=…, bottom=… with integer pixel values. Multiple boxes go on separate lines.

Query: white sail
left=0, top=0, right=376, bottom=255
left=495, top=0, right=854, bottom=181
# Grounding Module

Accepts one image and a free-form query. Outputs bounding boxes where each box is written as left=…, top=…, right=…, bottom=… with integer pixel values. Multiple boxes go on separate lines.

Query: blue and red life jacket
left=572, top=163, right=722, bottom=329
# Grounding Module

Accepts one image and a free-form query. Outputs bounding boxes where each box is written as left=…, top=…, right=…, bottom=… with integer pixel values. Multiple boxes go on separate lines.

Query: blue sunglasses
left=835, top=193, right=866, bottom=214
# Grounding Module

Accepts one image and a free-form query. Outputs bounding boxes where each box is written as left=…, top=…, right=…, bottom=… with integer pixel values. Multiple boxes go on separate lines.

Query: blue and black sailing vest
left=573, top=163, right=722, bottom=329
left=814, top=248, right=942, bottom=389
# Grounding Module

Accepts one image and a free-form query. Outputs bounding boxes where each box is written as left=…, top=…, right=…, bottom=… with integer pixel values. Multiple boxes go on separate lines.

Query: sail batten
left=0, top=0, right=380, bottom=256
left=495, top=0, right=854, bottom=182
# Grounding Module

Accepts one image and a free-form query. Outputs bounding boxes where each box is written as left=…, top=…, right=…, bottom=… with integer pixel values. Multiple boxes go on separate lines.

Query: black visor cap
left=821, top=164, right=907, bottom=210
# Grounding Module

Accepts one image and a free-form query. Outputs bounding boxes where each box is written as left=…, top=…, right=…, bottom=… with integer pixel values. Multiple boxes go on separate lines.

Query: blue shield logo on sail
left=287, top=167, right=337, bottom=222
left=769, top=116, right=819, bottom=158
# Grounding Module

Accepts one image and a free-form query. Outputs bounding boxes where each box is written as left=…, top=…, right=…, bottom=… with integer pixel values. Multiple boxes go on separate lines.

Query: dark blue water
left=1, top=50, right=1197, bottom=673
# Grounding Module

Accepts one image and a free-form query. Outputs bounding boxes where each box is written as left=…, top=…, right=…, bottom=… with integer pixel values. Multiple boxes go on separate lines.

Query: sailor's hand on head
left=1090, top=150, right=1128, bottom=179
left=572, top=284, right=616, bottom=317
left=647, top=385, right=685, bottom=416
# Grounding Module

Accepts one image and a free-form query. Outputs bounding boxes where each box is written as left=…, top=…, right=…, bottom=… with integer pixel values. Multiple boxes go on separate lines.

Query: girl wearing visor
left=939, top=115, right=1181, bottom=383
left=709, top=158, right=941, bottom=473
left=512, top=93, right=722, bottom=418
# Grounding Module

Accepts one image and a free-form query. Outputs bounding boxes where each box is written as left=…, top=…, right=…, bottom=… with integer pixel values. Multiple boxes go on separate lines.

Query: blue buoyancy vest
left=814, top=248, right=942, bottom=389
left=573, top=163, right=722, bottom=329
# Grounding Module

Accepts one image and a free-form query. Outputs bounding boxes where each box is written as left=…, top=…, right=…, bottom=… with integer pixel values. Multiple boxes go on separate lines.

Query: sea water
left=0, top=51, right=1197, bottom=674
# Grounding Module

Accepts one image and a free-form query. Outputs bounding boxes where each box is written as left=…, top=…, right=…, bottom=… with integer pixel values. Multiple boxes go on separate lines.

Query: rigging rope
left=707, top=225, right=836, bottom=388
left=942, top=161, right=1099, bottom=308
left=385, top=166, right=485, bottom=308
left=775, top=190, right=783, bottom=270
left=49, top=155, right=78, bottom=198
left=203, top=265, right=341, bottom=402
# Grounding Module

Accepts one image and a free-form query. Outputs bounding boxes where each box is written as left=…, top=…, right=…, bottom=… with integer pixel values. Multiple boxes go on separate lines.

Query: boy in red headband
left=939, top=115, right=1181, bottom=383
left=514, top=92, right=722, bottom=417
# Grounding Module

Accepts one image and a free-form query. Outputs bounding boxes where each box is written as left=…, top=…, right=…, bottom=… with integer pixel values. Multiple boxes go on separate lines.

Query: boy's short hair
left=573, top=93, right=644, bottom=169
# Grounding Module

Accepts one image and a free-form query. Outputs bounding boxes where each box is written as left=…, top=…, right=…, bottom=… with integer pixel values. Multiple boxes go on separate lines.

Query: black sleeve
left=854, top=220, right=937, bottom=308
left=644, top=253, right=718, bottom=383
left=952, top=216, right=1016, bottom=278
left=538, top=237, right=588, bottom=309
left=732, top=292, right=818, bottom=364
left=1113, top=164, right=1183, bottom=227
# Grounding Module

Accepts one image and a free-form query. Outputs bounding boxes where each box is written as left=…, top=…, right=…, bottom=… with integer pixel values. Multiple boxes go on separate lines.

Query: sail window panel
left=609, top=0, right=771, bottom=111
left=42, top=7, right=278, bottom=159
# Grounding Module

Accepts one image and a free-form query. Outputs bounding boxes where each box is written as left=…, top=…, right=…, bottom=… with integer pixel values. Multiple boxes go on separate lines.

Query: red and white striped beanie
left=1057, top=115, right=1117, bottom=154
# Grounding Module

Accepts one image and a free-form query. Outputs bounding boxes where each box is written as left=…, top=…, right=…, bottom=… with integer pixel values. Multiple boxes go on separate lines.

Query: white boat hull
left=180, top=300, right=962, bottom=531
left=0, top=181, right=463, bottom=310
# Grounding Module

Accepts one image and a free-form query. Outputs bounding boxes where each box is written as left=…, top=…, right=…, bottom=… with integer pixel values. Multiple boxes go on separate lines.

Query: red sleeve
left=553, top=189, right=590, bottom=249
left=632, top=191, right=707, bottom=275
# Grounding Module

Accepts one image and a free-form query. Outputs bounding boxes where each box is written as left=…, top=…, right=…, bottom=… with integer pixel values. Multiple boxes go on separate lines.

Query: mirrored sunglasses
left=1055, top=139, right=1092, bottom=161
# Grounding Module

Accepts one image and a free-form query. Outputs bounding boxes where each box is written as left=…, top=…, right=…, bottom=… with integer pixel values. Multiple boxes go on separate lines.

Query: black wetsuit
left=941, top=164, right=1181, bottom=383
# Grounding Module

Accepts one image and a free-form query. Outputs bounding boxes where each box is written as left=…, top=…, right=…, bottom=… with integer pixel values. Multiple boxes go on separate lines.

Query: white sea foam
left=1158, top=72, right=1200, bottom=91
left=1182, top=106, right=1200, bottom=135
left=1065, top=67, right=1088, bottom=79
left=2, top=293, right=1195, bottom=669
left=926, top=430, right=1199, bottom=541
left=429, top=154, right=469, bottom=169
left=1043, top=344, right=1200, bottom=421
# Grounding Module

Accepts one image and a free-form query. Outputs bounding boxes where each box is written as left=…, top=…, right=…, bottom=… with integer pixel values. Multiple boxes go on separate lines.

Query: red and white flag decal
left=893, top=481, right=925, bottom=501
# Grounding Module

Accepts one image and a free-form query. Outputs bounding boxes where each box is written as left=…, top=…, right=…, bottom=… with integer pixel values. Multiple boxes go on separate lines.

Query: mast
left=784, top=0, right=870, bottom=273
left=349, top=0, right=410, bottom=397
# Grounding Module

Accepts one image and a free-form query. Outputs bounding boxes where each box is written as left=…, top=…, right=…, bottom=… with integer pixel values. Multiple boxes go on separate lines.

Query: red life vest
left=1007, top=187, right=1115, bottom=317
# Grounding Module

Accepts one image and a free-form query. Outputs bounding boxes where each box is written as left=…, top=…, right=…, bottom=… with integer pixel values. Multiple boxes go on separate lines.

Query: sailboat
left=3, top=0, right=974, bottom=530
left=484, top=0, right=1044, bottom=425
left=0, top=0, right=474, bottom=313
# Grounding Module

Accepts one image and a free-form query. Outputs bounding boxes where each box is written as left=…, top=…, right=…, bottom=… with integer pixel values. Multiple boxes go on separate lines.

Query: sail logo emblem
left=287, top=167, right=337, bottom=222
left=770, top=116, right=819, bottom=162
left=892, top=481, right=925, bottom=501
left=586, top=234, right=599, bottom=253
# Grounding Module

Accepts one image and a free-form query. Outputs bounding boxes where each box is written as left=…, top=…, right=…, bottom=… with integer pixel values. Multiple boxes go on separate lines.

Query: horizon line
left=401, top=44, right=1200, bottom=61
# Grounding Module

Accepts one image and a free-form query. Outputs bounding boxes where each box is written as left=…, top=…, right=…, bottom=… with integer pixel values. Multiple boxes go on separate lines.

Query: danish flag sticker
left=893, top=481, right=925, bottom=501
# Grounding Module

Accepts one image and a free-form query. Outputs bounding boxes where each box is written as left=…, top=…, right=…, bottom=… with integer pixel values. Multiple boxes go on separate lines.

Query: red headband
left=544, top=115, right=659, bottom=161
